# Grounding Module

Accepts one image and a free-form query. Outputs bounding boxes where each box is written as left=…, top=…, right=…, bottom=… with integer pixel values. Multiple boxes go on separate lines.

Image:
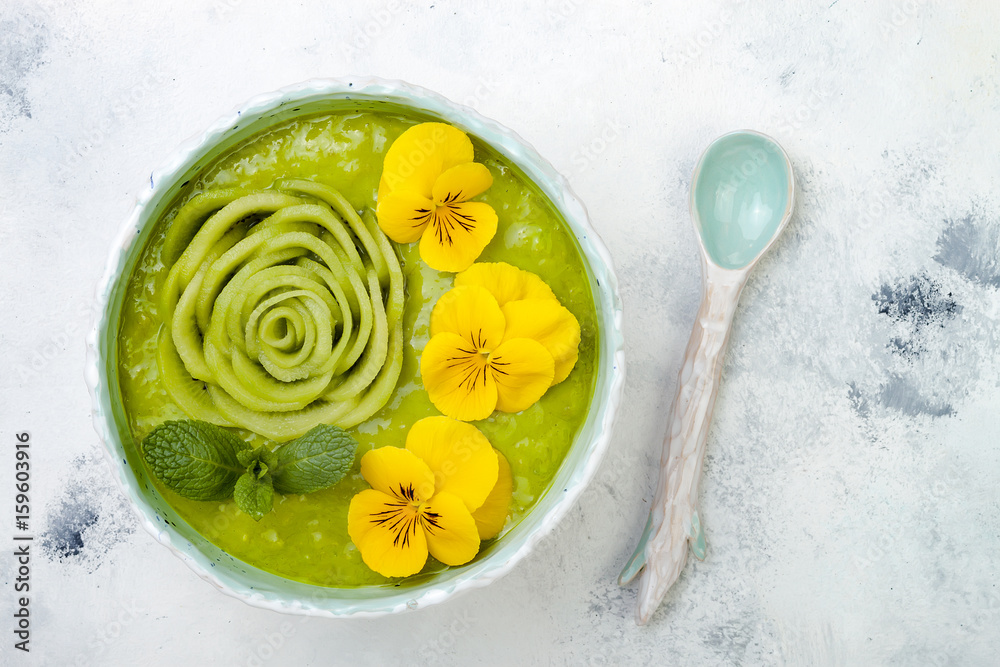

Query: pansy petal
left=406, top=416, right=498, bottom=511
left=360, top=446, right=436, bottom=502
left=375, top=191, right=434, bottom=243
left=429, top=285, right=506, bottom=348
left=454, top=262, right=557, bottom=306
left=379, top=123, right=475, bottom=199
left=501, top=299, right=581, bottom=385
left=488, top=338, right=555, bottom=413
left=421, top=332, right=498, bottom=421
left=419, top=202, right=498, bottom=273
left=421, top=491, right=481, bottom=566
left=432, top=162, right=494, bottom=205
left=349, top=489, right=428, bottom=578
left=472, top=449, right=513, bottom=540
left=347, top=489, right=396, bottom=546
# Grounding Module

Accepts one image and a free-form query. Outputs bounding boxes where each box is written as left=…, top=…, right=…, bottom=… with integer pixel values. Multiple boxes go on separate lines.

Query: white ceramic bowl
left=85, top=76, right=625, bottom=617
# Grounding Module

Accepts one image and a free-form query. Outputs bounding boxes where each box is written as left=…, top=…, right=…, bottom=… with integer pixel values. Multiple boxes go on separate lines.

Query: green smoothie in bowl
left=89, top=78, right=623, bottom=615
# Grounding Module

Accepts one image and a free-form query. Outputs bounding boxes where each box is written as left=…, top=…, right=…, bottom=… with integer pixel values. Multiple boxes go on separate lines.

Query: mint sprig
left=140, top=420, right=358, bottom=522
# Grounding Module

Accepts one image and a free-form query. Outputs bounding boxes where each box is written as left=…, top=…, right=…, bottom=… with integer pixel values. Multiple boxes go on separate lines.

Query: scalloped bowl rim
left=85, top=76, right=625, bottom=618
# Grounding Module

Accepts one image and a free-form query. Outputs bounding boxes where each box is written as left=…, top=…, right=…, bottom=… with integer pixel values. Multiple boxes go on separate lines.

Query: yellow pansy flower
left=347, top=417, right=512, bottom=578
left=455, top=262, right=581, bottom=384
left=376, top=123, right=498, bottom=273
left=420, top=263, right=581, bottom=422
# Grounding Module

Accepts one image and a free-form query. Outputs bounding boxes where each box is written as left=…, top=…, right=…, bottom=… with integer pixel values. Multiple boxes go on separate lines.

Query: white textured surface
left=2, top=1, right=999, bottom=665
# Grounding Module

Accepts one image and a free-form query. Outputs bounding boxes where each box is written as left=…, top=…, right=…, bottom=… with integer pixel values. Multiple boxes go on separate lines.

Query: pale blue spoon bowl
left=693, top=132, right=794, bottom=270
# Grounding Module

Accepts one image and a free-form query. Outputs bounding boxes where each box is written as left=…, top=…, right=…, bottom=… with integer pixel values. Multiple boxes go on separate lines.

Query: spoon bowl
left=620, top=130, right=794, bottom=624
left=692, top=131, right=794, bottom=270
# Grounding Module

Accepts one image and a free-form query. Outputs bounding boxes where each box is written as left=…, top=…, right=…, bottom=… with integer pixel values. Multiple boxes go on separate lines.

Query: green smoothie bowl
left=85, top=77, right=624, bottom=617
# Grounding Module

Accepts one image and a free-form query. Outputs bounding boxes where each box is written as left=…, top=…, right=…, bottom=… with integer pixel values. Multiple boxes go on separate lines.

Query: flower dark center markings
left=470, top=327, right=488, bottom=350
left=370, top=499, right=421, bottom=549
left=454, top=357, right=485, bottom=394
left=489, top=355, right=510, bottom=377
left=441, top=343, right=514, bottom=395
left=447, top=206, right=477, bottom=232
left=441, top=317, right=511, bottom=395
left=431, top=205, right=477, bottom=247
left=367, top=498, right=445, bottom=548
left=410, top=208, right=432, bottom=229
left=395, top=513, right=419, bottom=549
left=432, top=208, right=455, bottom=246
left=421, top=510, right=443, bottom=535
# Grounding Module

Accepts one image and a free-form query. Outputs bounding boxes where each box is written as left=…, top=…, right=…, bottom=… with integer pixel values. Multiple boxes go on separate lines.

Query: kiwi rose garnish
left=155, top=179, right=404, bottom=441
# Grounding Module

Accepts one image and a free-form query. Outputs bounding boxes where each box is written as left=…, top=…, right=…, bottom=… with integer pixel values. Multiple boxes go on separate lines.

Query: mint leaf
left=234, top=469, right=274, bottom=521
left=140, top=420, right=245, bottom=501
left=271, top=424, right=357, bottom=494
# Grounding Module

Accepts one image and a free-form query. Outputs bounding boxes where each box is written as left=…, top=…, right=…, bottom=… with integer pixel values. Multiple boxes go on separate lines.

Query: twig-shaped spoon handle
left=619, top=262, right=747, bottom=625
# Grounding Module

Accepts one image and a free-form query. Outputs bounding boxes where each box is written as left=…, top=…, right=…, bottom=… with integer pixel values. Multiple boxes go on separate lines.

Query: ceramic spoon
left=619, top=130, right=795, bottom=625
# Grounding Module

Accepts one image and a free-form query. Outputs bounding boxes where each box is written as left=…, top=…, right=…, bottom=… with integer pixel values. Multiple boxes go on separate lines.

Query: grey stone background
left=1, top=1, right=998, bottom=665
